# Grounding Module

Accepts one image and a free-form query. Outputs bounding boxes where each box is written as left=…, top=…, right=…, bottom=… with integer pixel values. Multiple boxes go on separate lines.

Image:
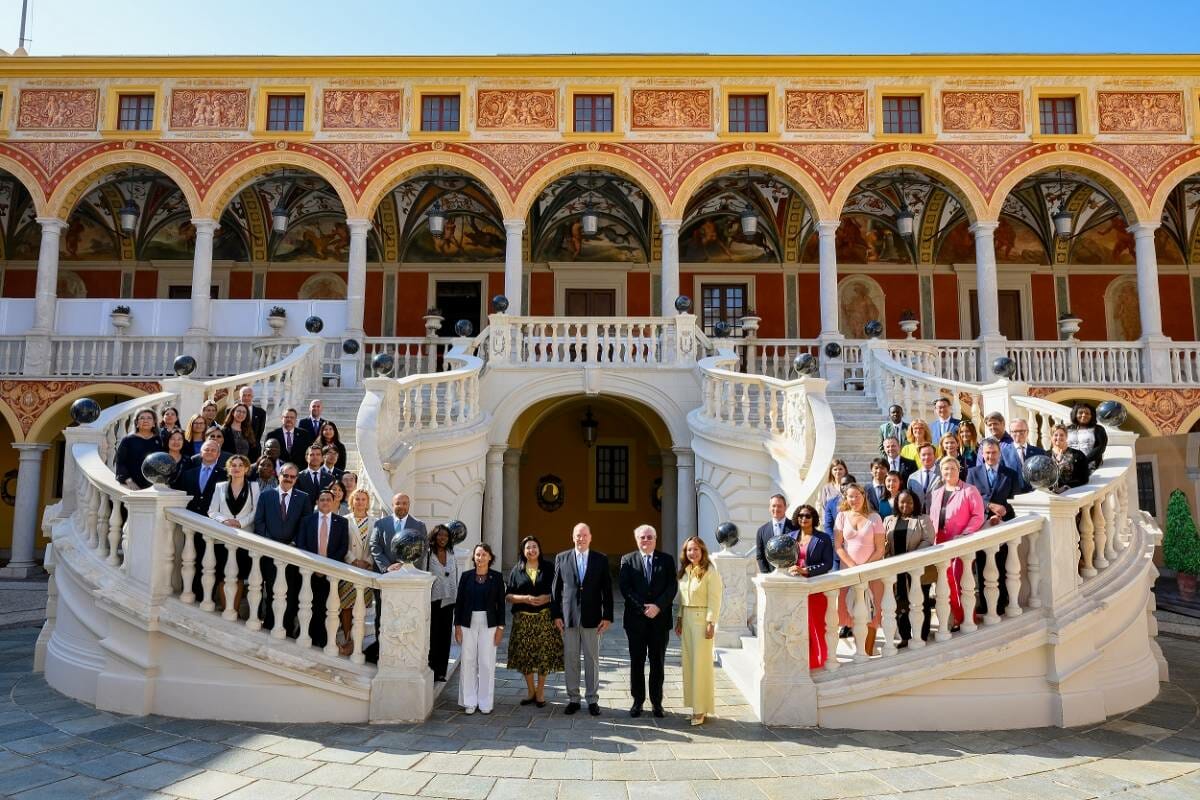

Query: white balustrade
left=0, top=337, right=25, bottom=375
left=363, top=338, right=444, bottom=377
left=49, top=337, right=186, bottom=378
left=864, top=342, right=989, bottom=430
left=1168, top=344, right=1200, bottom=384
left=1006, top=342, right=1143, bottom=385
left=485, top=314, right=699, bottom=367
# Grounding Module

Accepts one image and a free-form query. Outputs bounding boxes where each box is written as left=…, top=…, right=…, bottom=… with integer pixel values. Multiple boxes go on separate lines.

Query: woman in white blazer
left=207, top=454, right=262, bottom=617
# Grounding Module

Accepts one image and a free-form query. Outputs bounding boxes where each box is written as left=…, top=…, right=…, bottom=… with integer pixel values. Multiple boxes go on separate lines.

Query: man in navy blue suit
left=253, top=464, right=309, bottom=633
left=296, top=489, right=350, bottom=647
left=966, top=439, right=1020, bottom=616
left=1000, top=418, right=1045, bottom=492
left=755, top=494, right=796, bottom=574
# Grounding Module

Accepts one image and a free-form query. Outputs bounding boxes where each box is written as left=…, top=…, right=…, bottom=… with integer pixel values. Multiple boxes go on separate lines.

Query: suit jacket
left=294, top=468, right=333, bottom=511
left=253, top=486, right=310, bottom=545
left=878, top=420, right=909, bottom=454
left=1000, top=441, right=1046, bottom=492
left=207, top=480, right=262, bottom=529
left=188, top=450, right=230, bottom=470
left=551, top=549, right=614, bottom=629
left=927, top=484, right=986, bottom=540
left=823, top=495, right=841, bottom=538
left=865, top=483, right=889, bottom=513
left=264, top=426, right=314, bottom=466
left=297, top=417, right=327, bottom=440
left=249, top=405, right=267, bottom=443
left=797, top=531, right=835, bottom=576
left=881, top=514, right=937, bottom=557
left=908, top=466, right=942, bottom=505
left=619, top=550, right=678, bottom=631
left=181, top=462, right=227, bottom=515
left=454, top=570, right=506, bottom=628
left=966, top=463, right=1019, bottom=521
left=755, top=517, right=797, bottom=573
left=368, top=515, right=428, bottom=572
left=296, top=512, right=350, bottom=563
left=929, top=416, right=961, bottom=444
left=885, top=456, right=918, bottom=481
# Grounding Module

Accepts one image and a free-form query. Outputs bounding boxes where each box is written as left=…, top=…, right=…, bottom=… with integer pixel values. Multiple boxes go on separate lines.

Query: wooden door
left=969, top=289, right=1024, bottom=339
left=565, top=289, right=617, bottom=316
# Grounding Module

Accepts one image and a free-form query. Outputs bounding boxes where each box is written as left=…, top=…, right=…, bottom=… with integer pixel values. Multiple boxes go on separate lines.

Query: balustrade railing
left=485, top=314, right=699, bottom=367
left=0, top=337, right=25, bottom=375
left=363, top=337, right=446, bottom=377
left=50, top=336, right=186, bottom=378
left=864, top=342, right=988, bottom=430
left=1006, top=342, right=1143, bottom=385
left=1168, top=344, right=1200, bottom=385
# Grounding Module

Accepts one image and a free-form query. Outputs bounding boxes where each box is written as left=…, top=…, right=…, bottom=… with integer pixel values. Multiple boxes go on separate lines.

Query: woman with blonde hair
left=676, top=535, right=722, bottom=725
left=833, top=483, right=886, bottom=654
left=817, top=459, right=848, bottom=508
left=184, top=413, right=209, bottom=457
left=900, top=419, right=940, bottom=463
left=207, top=454, right=261, bottom=615
left=337, top=488, right=376, bottom=656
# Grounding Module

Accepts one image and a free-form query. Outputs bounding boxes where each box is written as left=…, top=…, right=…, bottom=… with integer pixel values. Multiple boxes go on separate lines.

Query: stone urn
left=423, top=313, right=444, bottom=338
left=899, top=318, right=920, bottom=339
left=110, top=308, right=131, bottom=332
left=739, top=314, right=761, bottom=336
left=1058, top=315, right=1082, bottom=340
left=266, top=316, right=286, bottom=335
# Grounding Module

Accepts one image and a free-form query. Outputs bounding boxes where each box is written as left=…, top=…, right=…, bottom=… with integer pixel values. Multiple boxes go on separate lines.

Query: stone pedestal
left=754, top=573, right=817, bottom=726
left=711, top=549, right=752, bottom=648
left=370, top=566, right=436, bottom=722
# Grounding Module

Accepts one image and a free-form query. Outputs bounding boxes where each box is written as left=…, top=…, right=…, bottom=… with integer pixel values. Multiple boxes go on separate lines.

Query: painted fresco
left=273, top=218, right=351, bottom=262
left=936, top=217, right=1048, bottom=265
left=60, top=214, right=118, bottom=260
left=1071, top=218, right=1136, bottom=265
left=681, top=215, right=778, bottom=262
left=1155, top=227, right=1186, bottom=266
left=1108, top=277, right=1142, bottom=341
left=404, top=214, right=505, bottom=262
left=839, top=276, right=885, bottom=338
left=833, top=215, right=910, bottom=264
left=536, top=217, right=644, bottom=262
left=141, top=219, right=196, bottom=260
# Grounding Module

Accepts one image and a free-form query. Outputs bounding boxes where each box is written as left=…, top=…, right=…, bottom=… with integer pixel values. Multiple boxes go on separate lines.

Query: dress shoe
left=536, top=700, right=547, bottom=708
left=690, top=713, right=706, bottom=726
left=520, top=696, right=537, bottom=706
left=629, top=703, right=643, bottom=718
left=652, top=705, right=665, bottom=718
left=464, top=706, right=476, bottom=715
left=588, top=703, right=601, bottom=716
left=564, top=702, right=581, bottom=715
left=839, top=626, right=852, bottom=638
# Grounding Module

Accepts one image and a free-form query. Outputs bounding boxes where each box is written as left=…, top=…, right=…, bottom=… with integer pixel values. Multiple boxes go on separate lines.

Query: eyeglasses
left=796, top=514, right=815, bottom=520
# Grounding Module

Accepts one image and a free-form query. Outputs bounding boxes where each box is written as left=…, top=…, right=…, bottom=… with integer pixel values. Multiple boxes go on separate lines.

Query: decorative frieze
left=168, top=89, right=250, bottom=131
left=17, top=89, right=99, bottom=131
left=784, top=90, right=868, bottom=132
left=631, top=89, right=713, bottom=131
left=1096, top=91, right=1185, bottom=133
left=322, top=89, right=403, bottom=130
left=940, top=91, right=1024, bottom=133
left=475, top=89, right=557, bottom=130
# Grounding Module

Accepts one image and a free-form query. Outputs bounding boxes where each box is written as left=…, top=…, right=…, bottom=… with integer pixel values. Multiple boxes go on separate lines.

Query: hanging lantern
left=581, top=203, right=598, bottom=237
left=271, top=201, right=289, bottom=235
left=1052, top=209, right=1073, bottom=238
left=895, top=207, right=914, bottom=238
left=580, top=407, right=599, bottom=448
left=427, top=199, right=446, bottom=239
left=118, top=199, right=139, bottom=236
left=739, top=206, right=758, bottom=237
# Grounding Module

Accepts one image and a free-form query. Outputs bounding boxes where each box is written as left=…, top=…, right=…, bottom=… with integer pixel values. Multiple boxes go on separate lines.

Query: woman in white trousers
left=454, top=543, right=506, bottom=714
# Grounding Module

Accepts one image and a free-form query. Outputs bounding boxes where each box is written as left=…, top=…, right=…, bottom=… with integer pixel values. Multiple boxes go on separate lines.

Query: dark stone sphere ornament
left=823, top=341, right=843, bottom=359
left=715, top=522, right=739, bottom=549
left=713, top=320, right=731, bottom=338
left=172, top=354, right=197, bottom=377
left=70, top=397, right=101, bottom=425
left=342, top=339, right=360, bottom=355
left=141, top=451, right=178, bottom=486
left=792, top=352, right=818, bottom=377
left=864, top=320, right=884, bottom=338
left=491, top=294, right=509, bottom=313
left=992, top=355, right=1017, bottom=380
left=1023, top=454, right=1061, bottom=492
left=674, top=295, right=693, bottom=314
left=454, top=319, right=474, bottom=337
left=304, top=315, right=324, bottom=334
left=371, top=352, right=395, bottom=376
left=390, top=529, right=427, bottom=566
left=1097, top=400, right=1128, bottom=427
left=446, top=519, right=468, bottom=546
left=765, top=533, right=798, bottom=571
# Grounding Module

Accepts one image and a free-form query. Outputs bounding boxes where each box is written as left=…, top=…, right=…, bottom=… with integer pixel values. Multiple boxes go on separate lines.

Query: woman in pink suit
left=926, top=456, right=985, bottom=629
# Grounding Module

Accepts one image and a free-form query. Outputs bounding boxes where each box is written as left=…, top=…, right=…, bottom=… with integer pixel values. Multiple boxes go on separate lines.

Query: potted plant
left=1163, top=489, right=1200, bottom=601
left=110, top=305, right=132, bottom=331
left=899, top=309, right=920, bottom=339
left=266, top=306, right=287, bottom=335
left=739, top=308, right=761, bottom=336
left=1058, top=311, right=1082, bottom=340
left=423, top=307, right=444, bottom=337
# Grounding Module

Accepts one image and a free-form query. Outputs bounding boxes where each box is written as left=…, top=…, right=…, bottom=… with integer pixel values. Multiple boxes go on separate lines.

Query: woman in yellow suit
left=675, top=535, right=723, bottom=726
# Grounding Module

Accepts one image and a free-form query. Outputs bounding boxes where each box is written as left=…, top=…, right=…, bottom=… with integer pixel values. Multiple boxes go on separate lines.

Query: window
left=574, top=94, right=614, bottom=133
left=117, top=94, right=155, bottom=131
left=1136, top=461, right=1157, bottom=517
left=266, top=95, right=305, bottom=132
left=595, top=445, right=629, bottom=504
left=701, top=283, right=747, bottom=335
left=1038, top=97, right=1078, bottom=135
left=728, top=94, right=768, bottom=133
left=882, top=96, right=923, bottom=134
left=421, top=94, right=460, bottom=132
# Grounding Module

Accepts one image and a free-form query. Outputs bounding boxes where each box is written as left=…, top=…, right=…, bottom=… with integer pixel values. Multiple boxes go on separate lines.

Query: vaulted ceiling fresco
left=530, top=171, right=652, bottom=263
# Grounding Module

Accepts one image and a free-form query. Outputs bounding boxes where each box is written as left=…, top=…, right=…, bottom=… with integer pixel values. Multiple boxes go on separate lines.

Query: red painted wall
left=627, top=272, right=650, bottom=316
left=364, top=271, right=383, bottom=336
left=933, top=274, right=959, bottom=339
left=1161, top=274, right=1194, bottom=340
left=754, top=273, right=786, bottom=338
left=78, top=271, right=123, bottom=298
left=395, top=271, right=427, bottom=336
left=2, top=269, right=35, bottom=297
left=529, top=273, right=554, bottom=315
left=133, top=270, right=157, bottom=298
left=487, top=272, right=504, bottom=310
left=1030, top=274, right=1058, bottom=339
left=228, top=271, right=252, bottom=299
left=797, top=273, right=821, bottom=337
left=1067, top=274, right=1112, bottom=340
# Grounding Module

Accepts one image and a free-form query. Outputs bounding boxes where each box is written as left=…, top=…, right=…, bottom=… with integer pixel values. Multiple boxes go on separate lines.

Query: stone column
left=370, top=567, right=436, bottom=722
left=23, top=218, right=66, bottom=375
left=341, top=218, right=372, bottom=388
left=660, top=450, right=678, bottom=558
left=971, top=220, right=1007, bottom=367
left=503, top=220, right=525, bottom=314
left=1129, top=222, right=1171, bottom=382
left=817, top=220, right=840, bottom=337
left=483, top=446, right=504, bottom=564
left=660, top=219, right=682, bottom=314
left=675, top=448, right=696, bottom=540
left=186, top=219, right=218, bottom=336
left=502, top=449, right=521, bottom=570
left=0, top=444, right=50, bottom=577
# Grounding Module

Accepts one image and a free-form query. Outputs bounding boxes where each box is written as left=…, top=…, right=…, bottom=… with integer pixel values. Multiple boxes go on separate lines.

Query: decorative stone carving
left=168, top=89, right=249, bottom=130
left=16, top=90, right=99, bottom=130
left=941, top=91, right=1024, bottom=132
left=322, top=89, right=403, bottom=130
left=784, top=90, right=868, bottom=131
left=630, top=89, right=712, bottom=130
left=377, top=594, right=425, bottom=668
left=711, top=551, right=751, bottom=647
left=476, top=89, right=557, bottom=130
left=624, top=142, right=715, bottom=179
left=155, top=141, right=256, bottom=182
left=1097, top=92, right=1185, bottom=133
left=469, top=142, right=561, bottom=179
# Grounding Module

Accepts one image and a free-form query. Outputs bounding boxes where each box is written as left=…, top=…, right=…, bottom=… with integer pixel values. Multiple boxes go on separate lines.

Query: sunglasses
left=796, top=514, right=816, bottom=520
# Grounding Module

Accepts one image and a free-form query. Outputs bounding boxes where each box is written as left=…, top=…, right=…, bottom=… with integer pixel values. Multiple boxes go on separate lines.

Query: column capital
left=660, top=218, right=683, bottom=233
left=816, top=220, right=840, bottom=235
left=36, top=217, right=67, bottom=232
left=503, top=219, right=526, bottom=234
left=345, top=217, right=372, bottom=234
left=969, top=219, right=1001, bottom=234
left=12, top=443, right=51, bottom=455
left=1127, top=221, right=1159, bottom=238
left=671, top=446, right=695, bottom=466
left=190, top=218, right=219, bottom=233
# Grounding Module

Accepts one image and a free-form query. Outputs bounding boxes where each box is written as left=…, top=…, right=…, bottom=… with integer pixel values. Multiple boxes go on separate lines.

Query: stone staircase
left=825, top=389, right=884, bottom=482
left=318, top=387, right=367, bottom=472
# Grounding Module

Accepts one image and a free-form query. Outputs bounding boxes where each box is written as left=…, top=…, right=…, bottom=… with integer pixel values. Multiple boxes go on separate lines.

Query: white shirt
left=771, top=517, right=786, bottom=536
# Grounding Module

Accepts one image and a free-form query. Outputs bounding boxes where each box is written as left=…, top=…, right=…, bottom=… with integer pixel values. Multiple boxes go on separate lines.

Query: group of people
left=756, top=400, right=1109, bottom=667
left=432, top=523, right=722, bottom=725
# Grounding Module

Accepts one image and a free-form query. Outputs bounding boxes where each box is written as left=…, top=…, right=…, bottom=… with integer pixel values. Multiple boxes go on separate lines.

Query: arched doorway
left=508, top=395, right=674, bottom=561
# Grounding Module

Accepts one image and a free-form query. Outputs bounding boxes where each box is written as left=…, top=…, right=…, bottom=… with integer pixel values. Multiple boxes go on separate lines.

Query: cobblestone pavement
left=1, top=620, right=1198, bottom=800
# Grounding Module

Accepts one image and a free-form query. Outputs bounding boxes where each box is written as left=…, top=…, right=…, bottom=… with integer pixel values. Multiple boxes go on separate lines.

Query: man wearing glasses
left=253, top=463, right=309, bottom=634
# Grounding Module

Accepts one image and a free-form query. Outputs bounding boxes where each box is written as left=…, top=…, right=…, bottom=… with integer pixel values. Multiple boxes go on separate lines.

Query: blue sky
left=1, top=0, right=1198, bottom=56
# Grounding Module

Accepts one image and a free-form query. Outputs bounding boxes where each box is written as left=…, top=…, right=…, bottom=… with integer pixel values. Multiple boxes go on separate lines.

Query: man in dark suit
left=1001, top=418, right=1045, bottom=492
left=866, top=458, right=890, bottom=513
left=295, top=445, right=332, bottom=512
left=368, top=492, right=427, bottom=636
left=253, top=464, right=309, bottom=633
left=188, top=429, right=230, bottom=469
left=967, top=438, right=1020, bottom=617
left=929, top=397, right=961, bottom=445
left=552, top=523, right=613, bottom=717
left=756, top=494, right=795, bottom=574
left=618, top=525, right=677, bottom=718
left=295, top=488, right=350, bottom=647
left=180, top=440, right=227, bottom=601
left=297, top=399, right=327, bottom=441
left=238, top=385, right=267, bottom=443
left=265, top=408, right=314, bottom=467
left=882, top=436, right=917, bottom=481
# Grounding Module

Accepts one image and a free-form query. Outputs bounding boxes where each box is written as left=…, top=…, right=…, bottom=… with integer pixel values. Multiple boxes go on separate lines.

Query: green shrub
left=1163, top=489, right=1200, bottom=575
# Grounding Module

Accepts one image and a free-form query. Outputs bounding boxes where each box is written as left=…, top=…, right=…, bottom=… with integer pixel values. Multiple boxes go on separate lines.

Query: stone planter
left=267, top=315, right=287, bottom=336
left=740, top=315, right=761, bottom=336
left=423, top=314, right=444, bottom=338
left=1058, top=316, right=1082, bottom=340
left=109, top=312, right=131, bottom=332
left=899, top=319, right=920, bottom=339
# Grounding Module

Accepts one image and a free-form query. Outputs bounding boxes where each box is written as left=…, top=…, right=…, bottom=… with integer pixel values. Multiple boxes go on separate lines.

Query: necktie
left=280, top=491, right=289, bottom=517
left=1018, top=446, right=1026, bottom=462
left=892, top=458, right=899, bottom=471
left=923, top=470, right=931, bottom=491
left=643, top=555, right=652, bottom=584
left=987, top=468, right=995, bottom=488
left=577, top=553, right=586, bottom=583
left=775, top=520, right=782, bottom=536
left=318, top=515, right=329, bottom=557
left=200, top=466, right=211, bottom=492
left=285, top=430, right=292, bottom=451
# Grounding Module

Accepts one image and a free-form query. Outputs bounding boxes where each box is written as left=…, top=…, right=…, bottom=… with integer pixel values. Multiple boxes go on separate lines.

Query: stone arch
left=1036, top=388, right=1160, bottom=437
left=356, top=151, right=515, bottom=220
left=0, top=398, right=26, bottom=445
left=1175, top=405, right=1200, bottom=436
left=837, top=274, right=886, bottom=338
left=987, top=151, right=1148, bottom=223
left=1104, top=275, right=1142, bottom=341
left=0, top=152, right=51, bottom=217
left=46, top=150, right=202, bottom=220
left=1148, top=154, right=1200, bottom=223
left=25, top=383, right=151, bottom=443
left=830, top=150, right=989, bottom=224
left=512, top=152, right=672, bottom=224
left=670, top=150, right=832, bottom=220
left=200, top=150, right=356, bottom=220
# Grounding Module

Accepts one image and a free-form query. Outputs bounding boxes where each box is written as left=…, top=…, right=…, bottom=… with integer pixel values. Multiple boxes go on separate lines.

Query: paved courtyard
left=1, top=609, right=1198, bottom=799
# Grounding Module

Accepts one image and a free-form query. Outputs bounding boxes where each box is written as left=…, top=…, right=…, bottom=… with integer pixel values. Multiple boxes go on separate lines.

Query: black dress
left=505, top=560, right=564, bottom=675
left=114, top=434, right=163, bottom=489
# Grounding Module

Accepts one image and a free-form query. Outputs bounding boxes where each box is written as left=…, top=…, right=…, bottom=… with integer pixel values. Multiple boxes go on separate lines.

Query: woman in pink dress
left=833, top=484, right=886, bottom=655
left=926, top=456, right=986, bottom=629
